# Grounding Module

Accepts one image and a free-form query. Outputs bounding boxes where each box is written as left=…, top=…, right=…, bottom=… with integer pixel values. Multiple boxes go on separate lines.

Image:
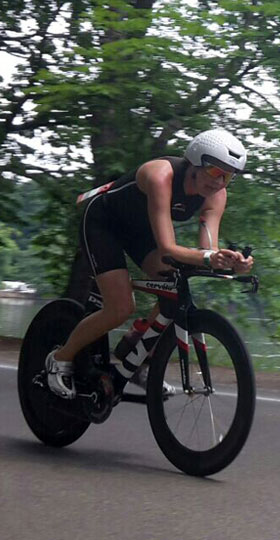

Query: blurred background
left=1, top=0, right=280, bottom=369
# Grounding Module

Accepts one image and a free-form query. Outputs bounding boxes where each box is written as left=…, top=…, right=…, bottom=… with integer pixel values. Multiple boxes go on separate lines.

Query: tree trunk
left=65, top=0, right=157, bottom=297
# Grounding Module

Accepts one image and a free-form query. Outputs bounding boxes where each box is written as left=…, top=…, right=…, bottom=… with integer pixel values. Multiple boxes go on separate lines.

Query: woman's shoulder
left=155, top=155, right=186, bottom=167
left=137, top=156, right=185, bottom=177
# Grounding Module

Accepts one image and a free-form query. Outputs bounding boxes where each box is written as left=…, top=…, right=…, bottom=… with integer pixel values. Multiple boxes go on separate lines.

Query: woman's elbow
left=157, top=244, right=176, bottom=258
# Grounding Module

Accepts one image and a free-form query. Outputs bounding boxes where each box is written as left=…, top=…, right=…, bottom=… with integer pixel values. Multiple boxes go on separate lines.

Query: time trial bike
left=18, top=253, right=258, bottom=477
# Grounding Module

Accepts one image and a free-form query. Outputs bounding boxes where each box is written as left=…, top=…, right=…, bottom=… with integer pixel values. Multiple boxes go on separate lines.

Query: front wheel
left=147, top=309, right=256, bottom=477
left=18, top=299, right=90, bottom=447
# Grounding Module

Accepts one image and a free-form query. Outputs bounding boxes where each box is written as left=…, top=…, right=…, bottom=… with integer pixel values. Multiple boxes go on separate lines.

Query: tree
left=2, top=1, right=280, bottom=184
left=0, top=222, right=19, bottom=282
left=1, top=0, right=280, bottom=323
left=6, top=181, right=57, bottom=294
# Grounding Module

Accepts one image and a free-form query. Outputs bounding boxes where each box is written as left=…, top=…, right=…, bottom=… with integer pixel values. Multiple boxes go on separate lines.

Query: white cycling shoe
left=162, top=380, right=177, bottom=396
left=130, top=363, right=176, bottom=396
left=45, top=349, right=76, bottom=400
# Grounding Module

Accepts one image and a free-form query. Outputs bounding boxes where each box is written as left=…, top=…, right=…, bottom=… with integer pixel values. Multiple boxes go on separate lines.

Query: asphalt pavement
left=1, top=339, right=280, bottom=540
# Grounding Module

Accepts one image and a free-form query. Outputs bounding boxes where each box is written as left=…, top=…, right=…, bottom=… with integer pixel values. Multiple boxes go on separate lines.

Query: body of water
left=1, top=298, right=280, bottom=372
left=0, top=297, right=126, bottom=344
left=0, top=297, right=48, bottom=338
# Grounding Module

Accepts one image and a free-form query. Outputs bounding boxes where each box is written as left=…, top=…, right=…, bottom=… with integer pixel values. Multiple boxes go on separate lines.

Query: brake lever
left=239, top=246, right=254, bottom=291
left=242, top=246, right=252, bottom=259
left=227, top=242, right=238, bottom=252
left=227, top=243, right=253, bottom=259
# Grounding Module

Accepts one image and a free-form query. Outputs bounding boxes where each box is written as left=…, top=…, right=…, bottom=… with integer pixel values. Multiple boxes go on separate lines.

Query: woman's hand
left=232, top=253, right=254, bottom=274
left=210, top=249, right=254, bottom=273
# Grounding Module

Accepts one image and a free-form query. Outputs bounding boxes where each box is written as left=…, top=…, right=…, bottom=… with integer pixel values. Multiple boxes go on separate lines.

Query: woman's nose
left=213, top=175, right=226, bottom=186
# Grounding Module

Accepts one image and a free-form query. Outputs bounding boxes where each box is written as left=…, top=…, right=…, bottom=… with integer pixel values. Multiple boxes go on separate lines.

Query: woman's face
left=195, top=167, right=227, bottom=197
left=186, top=165, right=233, bottom=197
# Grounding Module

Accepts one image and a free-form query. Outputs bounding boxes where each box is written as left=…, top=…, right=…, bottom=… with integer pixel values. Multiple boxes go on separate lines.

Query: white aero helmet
left=184, top=129, right=247, bottom=171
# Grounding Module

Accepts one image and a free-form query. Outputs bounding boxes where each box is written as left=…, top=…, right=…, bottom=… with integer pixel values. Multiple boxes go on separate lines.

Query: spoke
left=172, top=397, right=191, bottom=435
left=206, top=396, right=218, bottom=446
left=164, top=393, right=206, bottom=421
left=163, top=331, right=240, bottom=452
left=205, top=395, right=236, bottom=436
left=187, top=396, right=206, bottom=446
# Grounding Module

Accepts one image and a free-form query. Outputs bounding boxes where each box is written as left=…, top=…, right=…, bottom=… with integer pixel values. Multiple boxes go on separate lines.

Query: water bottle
left=114, top=318, right=150, bottom=360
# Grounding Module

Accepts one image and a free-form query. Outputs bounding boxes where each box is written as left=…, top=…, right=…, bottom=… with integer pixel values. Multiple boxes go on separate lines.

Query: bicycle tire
left=18, top=298, right=90, bottom=447
left=147, top=309, right=256, bottom=477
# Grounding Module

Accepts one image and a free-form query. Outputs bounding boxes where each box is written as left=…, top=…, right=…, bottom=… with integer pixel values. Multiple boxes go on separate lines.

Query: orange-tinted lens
left=205, top=165, right=234, bottom=184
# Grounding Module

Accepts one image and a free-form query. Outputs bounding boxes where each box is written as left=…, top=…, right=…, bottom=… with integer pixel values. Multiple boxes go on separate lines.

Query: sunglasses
left=203, top=161, right=237, bottom=185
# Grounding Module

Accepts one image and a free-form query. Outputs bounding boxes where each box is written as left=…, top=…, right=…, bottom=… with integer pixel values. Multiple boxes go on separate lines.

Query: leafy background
left=1, top=0, right=280, bottom=354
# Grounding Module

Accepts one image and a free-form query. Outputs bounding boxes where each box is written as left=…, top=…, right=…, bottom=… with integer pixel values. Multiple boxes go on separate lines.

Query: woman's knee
left=119, top=294, right=135, bottom=319
left=104, top=298, right=135, bottom=327
left=142, top=250, right=170, bottom=278
left=96, top=268, right=136, bottom=325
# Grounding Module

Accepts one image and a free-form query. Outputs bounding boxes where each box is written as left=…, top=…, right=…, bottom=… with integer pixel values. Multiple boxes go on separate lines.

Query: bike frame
left=132, top=276, right=200, bottom=393
left=84, top=262, right=258, bottom=394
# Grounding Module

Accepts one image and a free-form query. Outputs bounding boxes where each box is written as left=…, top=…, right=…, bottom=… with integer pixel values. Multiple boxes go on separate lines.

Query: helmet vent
left=228, top=149, right=241, bottom=159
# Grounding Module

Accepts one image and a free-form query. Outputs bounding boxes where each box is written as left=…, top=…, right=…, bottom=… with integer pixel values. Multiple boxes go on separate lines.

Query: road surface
left=1, top=338, right=280, bottom=540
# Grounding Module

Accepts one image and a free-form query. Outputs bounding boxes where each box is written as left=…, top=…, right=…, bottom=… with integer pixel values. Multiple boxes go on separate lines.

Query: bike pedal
left=32, top=371, right=47, bottom=388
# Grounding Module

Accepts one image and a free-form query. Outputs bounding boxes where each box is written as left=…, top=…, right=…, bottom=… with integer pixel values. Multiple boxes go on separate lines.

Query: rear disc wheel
left=18, top=299, right=90, bottom=447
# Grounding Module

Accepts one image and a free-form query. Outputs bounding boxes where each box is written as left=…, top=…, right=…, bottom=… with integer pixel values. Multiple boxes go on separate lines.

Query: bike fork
left=174, top=311, right=213, bottom=395
left=174, top=310, right=191, bottom=393
left=191, top=333, right=213, bottom=392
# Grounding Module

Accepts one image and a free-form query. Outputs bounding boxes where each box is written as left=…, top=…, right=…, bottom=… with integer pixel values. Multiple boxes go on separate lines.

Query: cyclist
left=45, top=128, right=254, bottom=400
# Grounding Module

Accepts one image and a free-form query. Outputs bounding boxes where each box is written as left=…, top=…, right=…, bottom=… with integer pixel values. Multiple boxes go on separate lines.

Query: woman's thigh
left=80, top=197, right=127, bottom=276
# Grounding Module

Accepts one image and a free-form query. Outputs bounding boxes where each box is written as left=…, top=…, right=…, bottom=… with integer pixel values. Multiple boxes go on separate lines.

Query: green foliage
left=0, top=223, right=19, bottom=282
left=1, top=0, right=280, bottom=335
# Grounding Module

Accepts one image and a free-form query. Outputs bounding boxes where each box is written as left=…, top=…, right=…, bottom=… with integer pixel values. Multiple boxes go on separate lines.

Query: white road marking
left=172, top=385, right=280, bottom=404
left=0, top=363, right=17, bottom=370
left=1, top=364, right=280, bottom=404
